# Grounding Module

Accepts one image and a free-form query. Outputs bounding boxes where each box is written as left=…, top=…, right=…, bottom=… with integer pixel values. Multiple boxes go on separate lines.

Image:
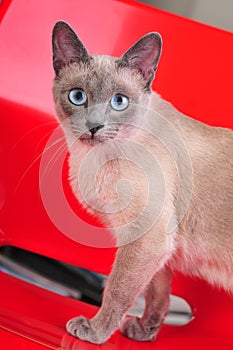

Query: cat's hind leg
left=120, top=267, right=172, bottom=341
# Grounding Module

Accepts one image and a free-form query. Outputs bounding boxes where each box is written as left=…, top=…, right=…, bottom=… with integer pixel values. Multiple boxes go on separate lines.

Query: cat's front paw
left=120, top=316, right=159, bottom=342
left=66, top=316, right=106, bottom=344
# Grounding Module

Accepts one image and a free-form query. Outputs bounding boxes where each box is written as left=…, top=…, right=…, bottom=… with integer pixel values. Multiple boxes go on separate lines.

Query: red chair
left=0, top=0, right=233, bottom=348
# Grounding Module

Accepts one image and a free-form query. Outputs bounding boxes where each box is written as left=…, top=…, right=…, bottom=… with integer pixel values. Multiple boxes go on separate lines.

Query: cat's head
left=52, top=21, right=162, bottom=146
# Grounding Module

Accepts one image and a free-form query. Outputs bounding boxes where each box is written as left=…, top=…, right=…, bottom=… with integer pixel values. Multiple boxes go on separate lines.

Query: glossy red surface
left=1, top=270, right=233, bottom=349
left=0, top=0, right=233, bottom=348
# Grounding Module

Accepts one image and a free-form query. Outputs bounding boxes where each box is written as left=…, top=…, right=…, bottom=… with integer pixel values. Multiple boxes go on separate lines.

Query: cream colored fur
left=52, top=21, right=233, bottom=344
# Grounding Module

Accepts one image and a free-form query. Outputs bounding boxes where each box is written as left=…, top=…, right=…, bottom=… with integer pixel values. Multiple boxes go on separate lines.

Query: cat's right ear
left=52, top=21, right=90, bottom=75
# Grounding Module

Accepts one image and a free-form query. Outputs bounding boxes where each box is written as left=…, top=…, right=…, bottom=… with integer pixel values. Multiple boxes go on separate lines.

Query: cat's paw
left=66, top=316, right=106, bottom=344
left=120, top=316, right=160, bottom=342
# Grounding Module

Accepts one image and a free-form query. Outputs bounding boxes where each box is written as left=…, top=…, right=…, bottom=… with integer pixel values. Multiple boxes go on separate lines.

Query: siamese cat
left=52, top=21, right=233, bottom=344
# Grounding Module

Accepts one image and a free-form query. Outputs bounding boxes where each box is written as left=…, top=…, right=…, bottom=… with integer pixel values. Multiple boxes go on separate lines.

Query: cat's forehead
left=56, top=55, right=144, bottom=100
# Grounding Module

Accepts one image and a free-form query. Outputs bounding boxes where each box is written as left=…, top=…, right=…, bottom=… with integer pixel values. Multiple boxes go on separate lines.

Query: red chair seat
left=0, top=0, right=233, bottom=348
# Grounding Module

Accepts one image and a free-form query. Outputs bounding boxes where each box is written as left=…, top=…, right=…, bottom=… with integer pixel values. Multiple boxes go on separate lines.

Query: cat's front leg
left=120, top=267, right=172, bottom=341
left=66, top=237, right=171, bottom=344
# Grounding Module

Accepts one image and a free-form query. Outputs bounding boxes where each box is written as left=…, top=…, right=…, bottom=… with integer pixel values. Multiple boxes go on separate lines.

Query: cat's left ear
left=52, top=21, right=90, bottom=75
left=117, top=32, right=162, bottom=89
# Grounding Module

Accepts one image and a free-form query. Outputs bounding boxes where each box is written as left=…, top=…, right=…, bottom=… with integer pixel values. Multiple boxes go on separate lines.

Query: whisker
left=14, top=135, right=66, bottom=193
left=34, top=128, right=60, bottom=155
left=71, top=125, right=87, bottom=137
left=39, top=140, right=68, bottom=185
left=105, top=131, right=118, bottom=136
left=43, top=135, right=66, bottom=154
left=12, top=121, right=58, bottom=150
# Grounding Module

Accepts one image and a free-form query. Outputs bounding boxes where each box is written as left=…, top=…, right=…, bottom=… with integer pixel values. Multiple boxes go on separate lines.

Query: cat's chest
left=69, top=148, right=149, bottom=218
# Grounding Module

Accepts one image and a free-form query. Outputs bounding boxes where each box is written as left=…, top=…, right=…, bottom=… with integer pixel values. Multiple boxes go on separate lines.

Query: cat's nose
left=89, top=124, right=104, bottom=136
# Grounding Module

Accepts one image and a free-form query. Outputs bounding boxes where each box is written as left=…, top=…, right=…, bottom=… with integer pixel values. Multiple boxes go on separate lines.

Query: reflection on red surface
left=1, top=269, right=233, bottom=349
left=0, top=0, right=233, bottom=348
left=0, top=309, right=63, bottom=349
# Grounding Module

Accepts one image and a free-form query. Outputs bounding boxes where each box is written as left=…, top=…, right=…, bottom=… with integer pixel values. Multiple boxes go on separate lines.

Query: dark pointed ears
left=52, top=21, right=90, bottom=75
left=52, top=22, right=162, bottom=85
left=117, top=32, right=162, bottom=89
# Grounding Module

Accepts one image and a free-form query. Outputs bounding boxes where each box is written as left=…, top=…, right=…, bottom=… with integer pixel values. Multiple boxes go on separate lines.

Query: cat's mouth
left=79, top=133, right=108, bottom=145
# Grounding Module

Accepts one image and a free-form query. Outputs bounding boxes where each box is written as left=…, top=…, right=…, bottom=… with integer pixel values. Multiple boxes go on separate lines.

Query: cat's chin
left=79, top=133, right=109, bottom=146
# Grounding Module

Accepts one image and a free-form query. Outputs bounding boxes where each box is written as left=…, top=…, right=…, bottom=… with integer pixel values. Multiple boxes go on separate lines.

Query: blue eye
left=69, top=88, right=87, bottom=106
left=110, top=94, right=129, bottom=111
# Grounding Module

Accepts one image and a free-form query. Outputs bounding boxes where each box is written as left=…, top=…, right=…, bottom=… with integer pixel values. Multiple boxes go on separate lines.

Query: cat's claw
left=66, top=316, right=106, bottom=344
left=120, top=316, right=160, bottom=342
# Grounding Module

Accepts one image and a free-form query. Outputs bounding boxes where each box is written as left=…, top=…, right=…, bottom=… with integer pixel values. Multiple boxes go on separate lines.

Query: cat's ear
left=52, top=21, right=90, bottom=75
left=117, top=33, right=162, bottom=89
